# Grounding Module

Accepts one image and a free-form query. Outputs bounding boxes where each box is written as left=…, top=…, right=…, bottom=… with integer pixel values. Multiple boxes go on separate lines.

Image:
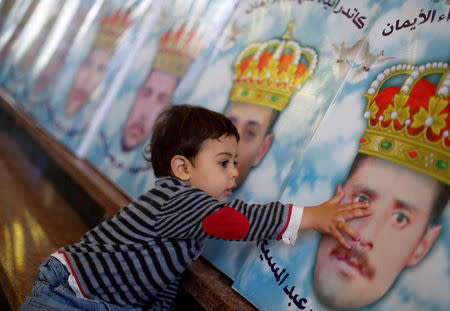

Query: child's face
left=188, top=135, right=239, bottom=201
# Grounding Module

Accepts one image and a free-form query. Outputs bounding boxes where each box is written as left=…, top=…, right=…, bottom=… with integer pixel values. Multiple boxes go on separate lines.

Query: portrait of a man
left=19, top=6, right=60, bottom=73
left=34, top=39, right=73, bottom=95
left=0, top=0, right=17, bottom=34
left=314, top=62, right=450, bottom=309
left=121, top=21, right=205, bottom=151
left=121, top=68, right=178, bottom=151
left=0, top=1, right=37, bottom=64
left=224, top=102, right=276, bottom=186
left=33, top=10, right=89, bottom=96
left=65, top=10, right=131, bottom=117
left=199, top=20, right=320, bottom=280
left=223, top=21, right=318, bottom=186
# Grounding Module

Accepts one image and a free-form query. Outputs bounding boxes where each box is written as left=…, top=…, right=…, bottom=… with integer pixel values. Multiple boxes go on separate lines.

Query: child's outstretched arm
left=299, top=188, right=371, bottom=249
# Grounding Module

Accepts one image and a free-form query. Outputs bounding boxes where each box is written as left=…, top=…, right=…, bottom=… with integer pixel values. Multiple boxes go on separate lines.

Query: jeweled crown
left=94, top=10, right=132, bottom=51
left=230, top=21, right=318, bottom=111
left=152, top=19, right=206, bottom=78
left=359, top=62, right=449, bottom=185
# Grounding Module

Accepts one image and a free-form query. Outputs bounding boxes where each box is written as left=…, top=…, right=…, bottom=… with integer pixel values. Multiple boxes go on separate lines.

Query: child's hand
left=300, top=187, right=371, bottom=249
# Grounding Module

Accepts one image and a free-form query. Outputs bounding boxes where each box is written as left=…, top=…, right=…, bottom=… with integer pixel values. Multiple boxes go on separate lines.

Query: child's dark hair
left=146, top=104, right=240, bottom=177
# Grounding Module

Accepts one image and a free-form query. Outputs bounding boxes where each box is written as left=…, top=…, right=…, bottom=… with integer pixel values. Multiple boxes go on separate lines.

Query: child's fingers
left=340, top=206, right=372, bottom=223
left=338, top=222, right=360, bottom=241
left=328, top=189, right=345, bottom=204
left=331, top=227, right=351, bottom=249
left=351, top=206, right=372, bottom=217
left=341, top=201, right=370, bottom=210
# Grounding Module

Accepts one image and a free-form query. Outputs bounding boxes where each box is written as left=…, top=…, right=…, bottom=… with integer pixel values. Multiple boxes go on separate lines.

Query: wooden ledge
left=0, top=90, right=131, bottom=216
left=0, top=92, right=256, bottom=311
left=183, top=258, right=256, bottom=311
left=0, top=131, right=90, bottom=310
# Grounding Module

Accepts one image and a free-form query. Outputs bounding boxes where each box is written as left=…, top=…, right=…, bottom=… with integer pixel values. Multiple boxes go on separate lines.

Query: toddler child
left=20, top=104, right=370, bottom=311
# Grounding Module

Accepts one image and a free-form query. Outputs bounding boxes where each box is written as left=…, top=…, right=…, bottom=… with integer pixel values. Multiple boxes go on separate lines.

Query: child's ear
left=170, top=155, right=191, bottom=181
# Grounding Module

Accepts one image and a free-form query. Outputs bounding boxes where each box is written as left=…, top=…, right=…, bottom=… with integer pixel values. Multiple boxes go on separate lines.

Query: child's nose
left=231, top=166, right=239, bottom=178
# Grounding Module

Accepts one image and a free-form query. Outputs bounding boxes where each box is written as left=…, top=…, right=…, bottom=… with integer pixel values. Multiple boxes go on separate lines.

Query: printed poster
left=3, top=0, right=98, bottom=107
left=25, top=0, right=109, bottom=120
left=83, top=0, right=237, bottom=198
left=0, top=0, right=63, bottom=87
left=0, top=0, right=17, bottom=31
left=0, top=0, right=36, bottom=77
left=30, top=0, right=154, bottom=152
left=187, top=0, right=383, bottom=280
left=233, top=1, right=450, bottom=310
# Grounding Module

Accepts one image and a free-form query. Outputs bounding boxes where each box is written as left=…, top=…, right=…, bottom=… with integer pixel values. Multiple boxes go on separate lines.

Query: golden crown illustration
left=152, top=19, right=206, bottom=78
left=230, top=21, right=318, bottom=111
left=94, top=10, right=132, bottom=51
left=359, top=62, right=449, bottom=185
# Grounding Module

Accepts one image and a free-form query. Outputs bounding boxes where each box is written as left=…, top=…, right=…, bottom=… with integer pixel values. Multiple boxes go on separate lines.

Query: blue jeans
left=19, top=257, right=142, bottom=311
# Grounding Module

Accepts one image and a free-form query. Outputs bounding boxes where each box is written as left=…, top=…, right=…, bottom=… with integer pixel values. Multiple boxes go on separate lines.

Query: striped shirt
left=59, top=177, right=292, bottom=309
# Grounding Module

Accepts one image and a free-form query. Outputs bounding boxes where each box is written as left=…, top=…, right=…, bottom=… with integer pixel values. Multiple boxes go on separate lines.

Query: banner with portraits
left=28, top=0, right=155, bottom=152
left=0, top=0, right=65, bottom=92
left=0, top=0, right=36, bottom=75
left=0, top=0, right=17, bottom=31
left=3, top=0, right=98, bottom=107
left=186, top=0, right=382, bottom=280
left=233, top=1, right=450, bottom=310
left=82, top=0, right=237, bottom=198
left=0, top=1, right=447, bottom=310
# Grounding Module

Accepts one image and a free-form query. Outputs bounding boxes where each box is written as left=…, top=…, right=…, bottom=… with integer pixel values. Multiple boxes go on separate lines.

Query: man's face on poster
left=35, top=44, right=69, bottom=94
left=313, top=155, right=442, bottom=309
left=21, top=31, right=47, bottom=72
left=0, top=30, right=20, bottom=62
left=225, top=102, right=274, bottom=186
left=65, top=47, right=112, bottom=116
left=121, top=69, right=178, bottom=151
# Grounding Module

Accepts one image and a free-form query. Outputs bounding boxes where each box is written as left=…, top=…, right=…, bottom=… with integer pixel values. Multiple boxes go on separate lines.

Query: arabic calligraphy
left=324, top=0, right=367, bottom=29
left=245, top=0, right=301, bottom=14
left=245, top=0, right=367, bottom=29
left=258, top=240, right=312, bottom=310
left=382, top=8, right=450, bottom=36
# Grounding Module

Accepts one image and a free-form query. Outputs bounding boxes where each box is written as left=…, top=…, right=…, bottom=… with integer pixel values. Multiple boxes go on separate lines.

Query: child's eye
left=219, top=160, right=229, bottom=167
left=353, top=193, right=369, bottom=203
left=233, top=161, right=238, bottom=166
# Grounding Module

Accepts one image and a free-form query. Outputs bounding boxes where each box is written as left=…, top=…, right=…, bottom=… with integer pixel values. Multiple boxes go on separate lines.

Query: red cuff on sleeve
left=276, top=204, right=293, bottom=240
left=202, top=206, right=250, bottom=240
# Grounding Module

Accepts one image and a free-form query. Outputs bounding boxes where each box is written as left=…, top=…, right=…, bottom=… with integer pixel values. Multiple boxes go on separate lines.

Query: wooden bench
left=0, top=92, right=256, bottom=311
